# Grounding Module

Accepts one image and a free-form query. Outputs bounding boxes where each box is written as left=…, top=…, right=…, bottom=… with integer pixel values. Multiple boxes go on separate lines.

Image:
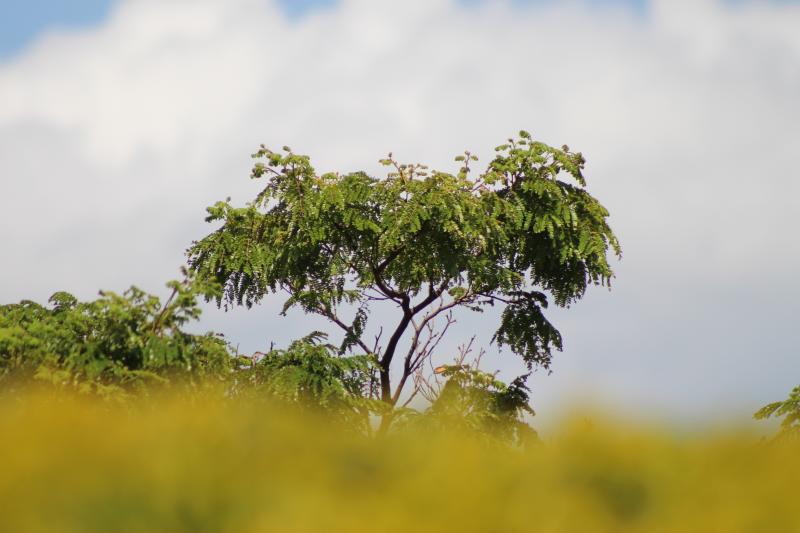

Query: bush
left=0, top=274, right=233, bottom=399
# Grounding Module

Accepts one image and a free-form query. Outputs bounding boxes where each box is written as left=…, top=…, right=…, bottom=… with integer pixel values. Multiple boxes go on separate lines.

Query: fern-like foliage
left=0, top=271, right=233, bottom=399
left=755, top=385, right=800, bottom=439
left=235, top=333, right=383, bottom=429
left=401, top=365, right=537, bottom=446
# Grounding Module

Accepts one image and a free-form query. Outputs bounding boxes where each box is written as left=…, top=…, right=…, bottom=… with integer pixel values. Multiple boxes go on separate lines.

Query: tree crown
left=188, top=131, right=620, bottom=407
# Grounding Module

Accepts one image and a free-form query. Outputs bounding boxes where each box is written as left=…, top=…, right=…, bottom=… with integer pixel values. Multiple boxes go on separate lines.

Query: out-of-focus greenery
left=0, top=391, right=798, bottom=533
left=755, top=385, right=800, bottom=439
left=397, top=365, right=538, bottom=445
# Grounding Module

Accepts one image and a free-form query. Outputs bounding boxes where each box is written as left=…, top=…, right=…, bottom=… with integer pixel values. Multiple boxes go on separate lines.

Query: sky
left=0, top=0, right=798, bottom=429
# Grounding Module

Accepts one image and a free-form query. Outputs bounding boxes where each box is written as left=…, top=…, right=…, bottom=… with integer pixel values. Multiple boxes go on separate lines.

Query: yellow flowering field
left=0, top=391, right=797, bottom=533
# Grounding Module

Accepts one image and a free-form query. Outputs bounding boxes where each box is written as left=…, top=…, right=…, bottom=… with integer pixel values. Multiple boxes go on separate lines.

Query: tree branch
left=316, top=304, right=372, bottom=355
left=378, top=306, right=412, bottom=403
left=376, top=247, right=404, bottom=273
left=389, top=286, right=472, bottom=405
left=391, top=311, right=455, bottom=405
left=370, top=267, right=405, bottom=302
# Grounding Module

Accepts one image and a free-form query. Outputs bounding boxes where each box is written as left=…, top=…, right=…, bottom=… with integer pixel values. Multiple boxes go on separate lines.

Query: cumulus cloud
left=1, top=0, right=798, bottom=425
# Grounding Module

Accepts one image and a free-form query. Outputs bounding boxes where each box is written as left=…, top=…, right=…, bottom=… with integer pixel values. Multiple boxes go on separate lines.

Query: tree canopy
left=188, top=130, right=621, bottom=425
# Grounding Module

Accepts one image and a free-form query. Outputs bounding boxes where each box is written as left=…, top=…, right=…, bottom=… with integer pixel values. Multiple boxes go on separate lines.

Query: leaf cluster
left=0, top=272, right=232, bottom=399
left=755, top=385, right=800, bottom=439
left=407, top=365, right=537, bottom=446
left=234, top=332, right=384, bottom=429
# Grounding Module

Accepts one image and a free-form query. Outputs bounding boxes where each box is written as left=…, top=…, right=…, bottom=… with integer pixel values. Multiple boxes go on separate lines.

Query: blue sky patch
left=0, top=0, right=339, bottom=59
left=0, top=0, right=117, bottom=59
left=1, top=0, right=797, bottom=59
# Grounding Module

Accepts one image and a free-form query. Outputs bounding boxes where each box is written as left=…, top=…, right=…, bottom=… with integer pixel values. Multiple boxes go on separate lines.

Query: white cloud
left=1, top=0, right=798, bottom=426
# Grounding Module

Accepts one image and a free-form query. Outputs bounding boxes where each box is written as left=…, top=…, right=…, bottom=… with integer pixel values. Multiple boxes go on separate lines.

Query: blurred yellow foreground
left=1, top=392, right=797, bottom=533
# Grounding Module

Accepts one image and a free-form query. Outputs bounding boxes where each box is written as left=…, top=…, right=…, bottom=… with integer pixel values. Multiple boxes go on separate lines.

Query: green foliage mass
left=401, top=365, right=538, bottom=446
left=188, top=131, right=621, bottom=410
left=755, top=385, right=800, bottom=439
left=234, top=332, right=383, bottom=430
left=0, top=272, right=232, bottom=398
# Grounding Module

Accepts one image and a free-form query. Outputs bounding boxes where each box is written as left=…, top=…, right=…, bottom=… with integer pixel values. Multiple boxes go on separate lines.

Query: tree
left=188, top=131, right=621, bottom=430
